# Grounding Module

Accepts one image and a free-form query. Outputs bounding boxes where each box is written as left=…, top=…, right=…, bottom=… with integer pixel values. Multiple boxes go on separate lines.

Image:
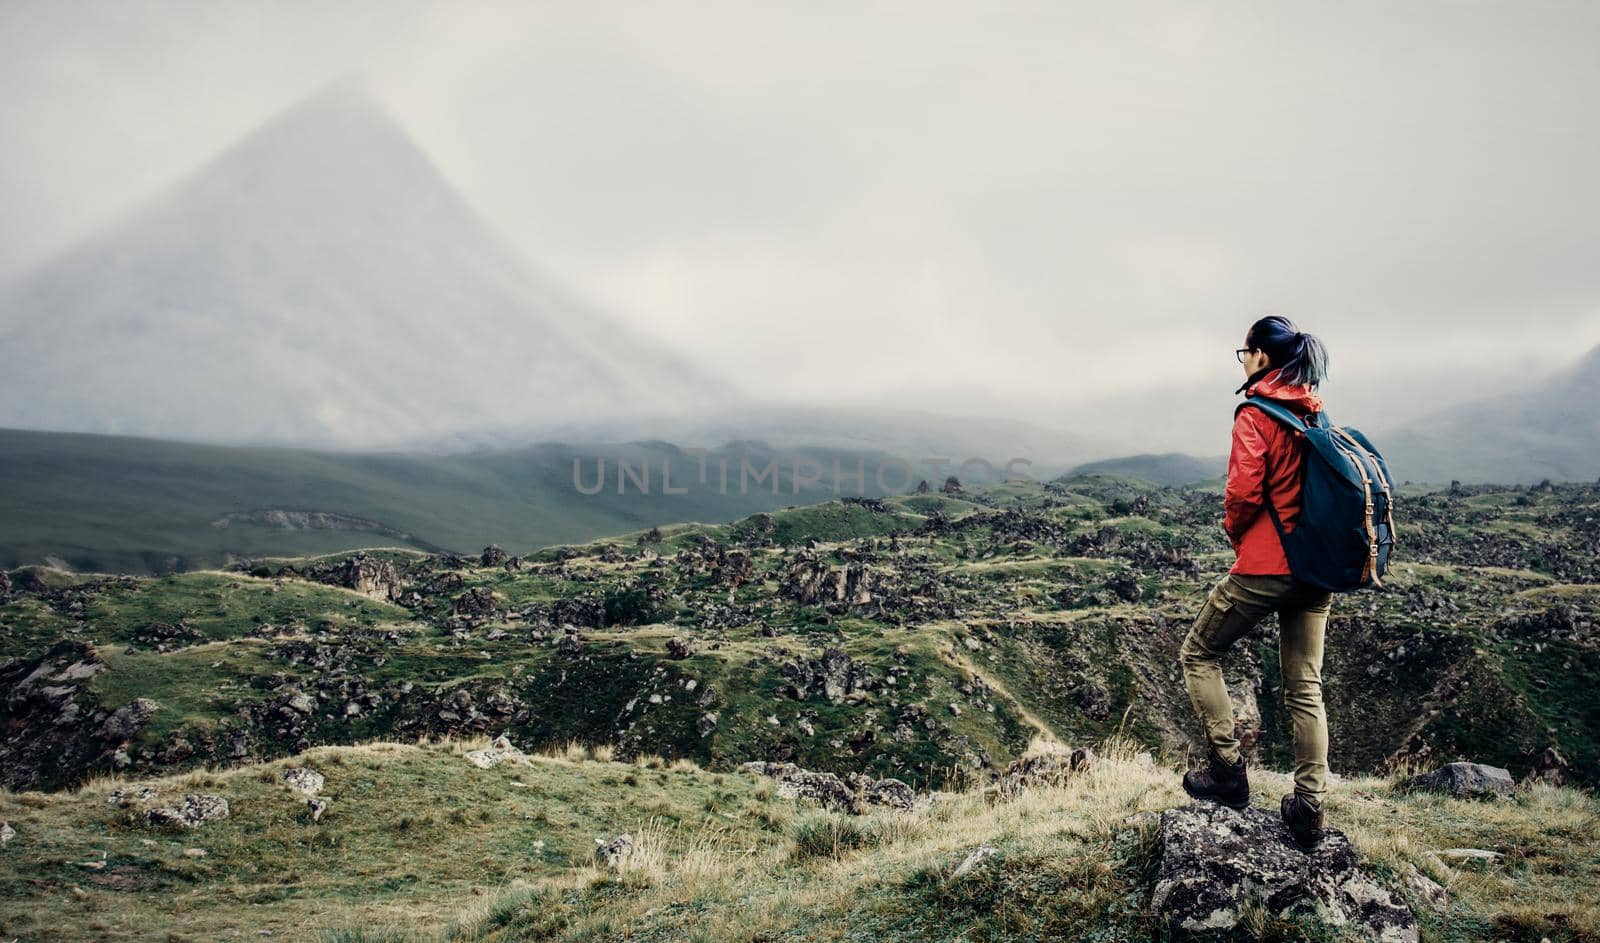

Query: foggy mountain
left=0, top=78, right=732, bottom=449
left=0, top=76, right=1105, bottom=470
left=1382, top=342, right=1600, bottom=484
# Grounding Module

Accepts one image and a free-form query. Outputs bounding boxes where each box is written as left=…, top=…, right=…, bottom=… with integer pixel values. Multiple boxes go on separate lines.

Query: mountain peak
left=0, top=78, right=731, bottom=448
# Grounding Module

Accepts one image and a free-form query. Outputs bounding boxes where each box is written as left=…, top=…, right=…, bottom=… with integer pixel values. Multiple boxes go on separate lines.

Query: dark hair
left=1246, top=316, right=1328, bottom=388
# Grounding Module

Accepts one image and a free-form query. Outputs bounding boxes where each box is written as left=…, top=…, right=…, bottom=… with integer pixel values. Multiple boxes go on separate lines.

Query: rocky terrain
left=2, top=472, right=1597, bottom=939
left=1, top=736, right=1593, bottom=942
left=3, top=474, right=1595, bottom=795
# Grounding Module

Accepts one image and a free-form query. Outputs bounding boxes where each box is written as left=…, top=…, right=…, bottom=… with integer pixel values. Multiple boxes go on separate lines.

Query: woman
left=1178, top=315, right=1333, bottom=850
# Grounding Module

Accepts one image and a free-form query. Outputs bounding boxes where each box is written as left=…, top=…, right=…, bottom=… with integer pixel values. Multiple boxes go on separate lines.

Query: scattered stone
left=329, top=552, right=403, bottom=602
left=950, top=844, right=997, bottom=878
left=106, top=784, right=159, bottom=808
left=1401, top=762, right=1515, bottom=799
left=595, top=834, right=634, bottom=871
left=666, top=637, right=695, bottom=660
left=99, top=698, right=160, bottom=742
left=741, top=761, right=923, bottom=814
left=989, top=747, right=1096, bottom=800
left=281, top=767, right=324, bottom=797
left=1152, top=802, right=1417, bottom=942
left=1108, top=567, right=1143, bottom=602
left=452, top=587, right=500, bottom=622
left=0, top=821, right=14, bottom=847
left=1524, top=746, right=1570, bottom=787
left=307, top=798, right=328, bottom=822
left=1401, top=863, right=1449, bottom=913
left=464, top=733, right=528, bottom=769
left=146, top=794, right=230, bottom=829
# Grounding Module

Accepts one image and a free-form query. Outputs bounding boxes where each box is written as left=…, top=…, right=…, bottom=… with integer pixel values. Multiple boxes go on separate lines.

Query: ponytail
left=1247, top=316, right=1329, bottom=388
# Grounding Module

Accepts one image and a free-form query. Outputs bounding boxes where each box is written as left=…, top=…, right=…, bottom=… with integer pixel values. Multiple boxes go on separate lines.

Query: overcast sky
left=3, top=0, right=1598, bottom=430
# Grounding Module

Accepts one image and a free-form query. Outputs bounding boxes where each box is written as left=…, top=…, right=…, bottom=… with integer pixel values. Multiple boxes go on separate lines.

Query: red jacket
left=1225, top=367, right=1324, bottom=575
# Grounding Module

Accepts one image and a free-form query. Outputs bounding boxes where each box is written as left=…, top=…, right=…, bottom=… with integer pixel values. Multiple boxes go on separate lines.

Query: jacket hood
left=1239, top=366, right=1324, bottom=414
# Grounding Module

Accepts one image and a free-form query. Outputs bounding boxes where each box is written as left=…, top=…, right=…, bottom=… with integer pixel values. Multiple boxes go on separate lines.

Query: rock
left=452, top=587, right=499, bottom=621
left=98, top=698, right=159, bottom=742
left=281, top=767, right=324, bottom=796
left=990, top=747, right=1095, bottom=800
left=595, top=834, right=634, bottom=870
left=1075, top=684, right=1111, bottom=721
left=741, top=761, right=922, bottom=815
left=778, top=554, right=873, bottom=608
left=1108, top=567, right=1143, bottom=603
left=146, top=794, right=231, bottom=829
left=1401, top=762, right=1515, bottom=799
left=1152, top=803, right=1417, bottom=942
left=942, top=476, right=963, bottom=494
left=858, top=776, right=916, bottom=811
left=1401, top=863, right=1449, bottom=913
left=1437, top=848, right=1501, bottom=864
left=480, top=545, right=508, bottom=567
left=307, top=798, right=328, bottom=822
left=1524, top=746, right=1570, bottom=787
left=697, top=712, right=719, bottom=736
left=950, top=844, right=997, bottom=878
left=331, top=552, right=402, bottom=602
left=106, top=784, right=160, bottom=808
left=0, top=820, right=14, bottom=847
left=54, top=660, right=103, bottom=681
left=464, top=733, right=527, bottom=769
left=666, top=637, right=695, bottom=660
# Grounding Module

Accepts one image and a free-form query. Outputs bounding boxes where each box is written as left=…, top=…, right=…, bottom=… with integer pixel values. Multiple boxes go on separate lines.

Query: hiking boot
left=1182, top=747, right=1250, bottom=809
left=1280, top=792, right=1326, bottom=849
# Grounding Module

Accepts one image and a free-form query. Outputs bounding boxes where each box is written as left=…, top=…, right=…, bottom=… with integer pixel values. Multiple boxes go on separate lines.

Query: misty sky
left=3, top=0, right=1598, bottom=434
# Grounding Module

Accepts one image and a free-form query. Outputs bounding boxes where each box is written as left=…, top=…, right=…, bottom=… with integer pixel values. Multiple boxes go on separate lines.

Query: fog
left=3, top=0, right=1598, bottom=453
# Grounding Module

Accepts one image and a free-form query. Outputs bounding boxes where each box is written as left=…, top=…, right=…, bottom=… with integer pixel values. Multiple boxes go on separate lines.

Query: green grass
left=9, top=735, right=1582, bottom=942
left=0, top=429, right=907, bottom=573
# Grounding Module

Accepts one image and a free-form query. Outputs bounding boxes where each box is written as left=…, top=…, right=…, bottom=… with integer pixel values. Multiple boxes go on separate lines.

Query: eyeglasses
left=1235, top=347, right=1258, bottom=363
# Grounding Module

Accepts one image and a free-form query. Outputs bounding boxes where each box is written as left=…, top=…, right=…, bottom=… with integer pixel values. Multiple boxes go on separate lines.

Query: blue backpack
left=1235, top=398, right=1397, bottom=592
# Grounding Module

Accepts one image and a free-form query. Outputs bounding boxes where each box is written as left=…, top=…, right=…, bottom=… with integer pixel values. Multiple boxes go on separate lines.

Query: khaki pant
left=1178, top=573, right=1334, bottom=800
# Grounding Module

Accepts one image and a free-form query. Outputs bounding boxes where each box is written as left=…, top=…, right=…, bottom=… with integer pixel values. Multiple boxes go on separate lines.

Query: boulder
left=595, top=834, right=634, bottom=871
left=332, top=552, right=402, bottom=602
left=146, top=794, right=231, bottom=829
left=98, top=698, right=159, bottom=742
left=282, top=767, right=324, bottom=796
left=452, top=587, right=500, bottom=622
left=464, top=733, right=527, bottom=769
left=1151, top=802, right=1416, bottom=942
left=1401, top=762, right=1515, bottom=799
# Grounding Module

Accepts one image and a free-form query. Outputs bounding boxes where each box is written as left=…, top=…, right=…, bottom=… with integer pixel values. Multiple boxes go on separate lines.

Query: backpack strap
left=1235, top=396, right=1316, bottom=433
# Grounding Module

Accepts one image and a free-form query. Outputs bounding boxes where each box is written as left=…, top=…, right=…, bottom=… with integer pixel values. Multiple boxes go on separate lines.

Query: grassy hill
left=3, top=473, right=1597, bottom=939
left=1, top=736, right=1594, bottom=942
left=1065, top=452, right=1227, bottom=488
left=0, top=428, right=905, bottom=574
